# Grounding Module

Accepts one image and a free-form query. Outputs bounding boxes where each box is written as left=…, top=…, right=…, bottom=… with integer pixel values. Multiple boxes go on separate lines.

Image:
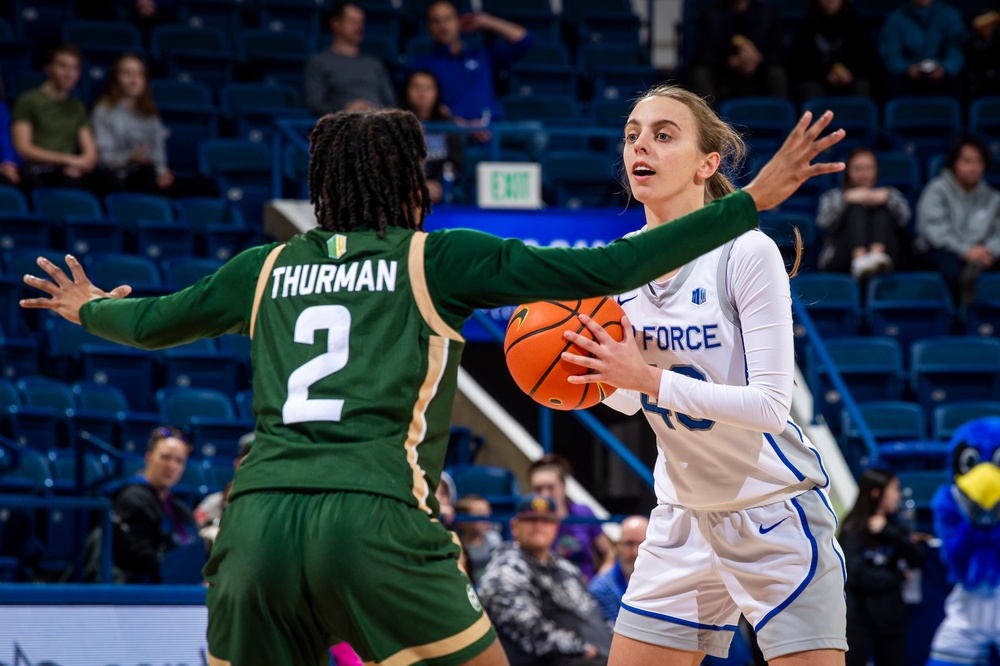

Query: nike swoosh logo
left=617, top=294, right=638, bottom=306
left=758, top=517, right=788, bottom=534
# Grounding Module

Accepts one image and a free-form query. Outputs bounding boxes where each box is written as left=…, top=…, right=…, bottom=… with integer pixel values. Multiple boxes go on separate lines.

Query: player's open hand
left=20, top=255, right=132, bottom=324
left=561, top=314, right=661, bottom=396
left=743, top=110, right=845, bottom=212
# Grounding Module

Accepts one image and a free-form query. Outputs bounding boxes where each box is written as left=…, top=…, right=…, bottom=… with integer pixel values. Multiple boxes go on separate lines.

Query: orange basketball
left=504, top=296, right=625, bottom=411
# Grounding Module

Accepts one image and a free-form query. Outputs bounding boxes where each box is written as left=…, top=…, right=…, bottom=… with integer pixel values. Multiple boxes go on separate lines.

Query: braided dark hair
left=308, top=109, right=431, bottom=237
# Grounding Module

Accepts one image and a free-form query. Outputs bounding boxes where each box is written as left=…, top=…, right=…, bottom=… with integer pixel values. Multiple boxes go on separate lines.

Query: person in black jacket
left=112, top=426, right=199, bottom=583
left=689, top=0, right=788, bottom=105
left=840, top=468, right=925, bottom=666
left=790, top=0, right=878, bottom=102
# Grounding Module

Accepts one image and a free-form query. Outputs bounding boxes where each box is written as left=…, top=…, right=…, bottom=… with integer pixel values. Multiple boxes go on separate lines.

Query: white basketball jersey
left=607, top=230, right=829, bottom=511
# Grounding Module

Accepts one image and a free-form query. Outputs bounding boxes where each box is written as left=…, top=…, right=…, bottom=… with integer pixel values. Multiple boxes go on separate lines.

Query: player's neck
left=642, top=192, right=703, bottom=231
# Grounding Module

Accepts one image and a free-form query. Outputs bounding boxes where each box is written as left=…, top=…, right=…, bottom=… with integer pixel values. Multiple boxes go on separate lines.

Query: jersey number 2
left=282, top=305, right=351, bottom=424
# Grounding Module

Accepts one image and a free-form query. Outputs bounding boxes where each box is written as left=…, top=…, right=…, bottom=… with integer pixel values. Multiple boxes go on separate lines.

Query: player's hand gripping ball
left=504, top=297, right=625, bottom=410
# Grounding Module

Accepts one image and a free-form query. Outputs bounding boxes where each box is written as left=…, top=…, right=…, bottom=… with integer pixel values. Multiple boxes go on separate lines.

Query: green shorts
left=204, top=491, right=496, bottom=666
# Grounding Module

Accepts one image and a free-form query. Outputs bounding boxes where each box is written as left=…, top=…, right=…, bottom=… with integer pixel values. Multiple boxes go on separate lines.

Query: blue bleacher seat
left=969, top=95, right=1000, bottom=149
left=82, top=253, right=165, bottom=298
left=63, top=20, right=144, bottom=60
left=802, top=97, right=880, bottom=156
left=161, top=339, right=242, bottom=396
left=0, top=19, right=30, bottom=91
left=204, top=456, right=236, bottom=491
left=590, top=97, right=633, bottom=128
left=791, top=274, right=862, bottom=360
left=240, top=29, right=312, bottom=87
left=896, top=468, right=951, bottom=531
left=30, top=187, right=102, bottom=221
left=151, top=24, right=234, bottom=88
left=0, top=447, right=54, bottom=494
left=884, top=96, right=962, bottom=161
left=150, top=80, right=220, bottom=177
left=17, top=376, right=99, bottom=448
left=0, top=273, right=29, bottom=336
left=0, top=378, right=60, bottom=451
left=876, top=440, right=950, bottom=471
left=174, top=197, right=251, bottom=261
left=161, top=257, right=224, bottom=290
left=447, top=464, right=520, bottom=514
left=104, top=193, right=194, bottom=261
left=807, top=337, right=905, bottom=432
left=283, top=143, right=310, bottom=200
left=199, top=140, right=274, bottom=229
left=932, top=401, right=1000, bottom=441
left=965, top=273, right=1000, bottom=336
left=30, top=188, right=118, bottom=256
left=719, top=97, right=797, bottom=158
left=234, top=388, right=253, bottom=422
left=173, top=457, right=210, bottom=504
left=540, top=150, right=620, bottom=209
left=220, top=82, right=308, bottom=141
left=71, top=381, right=159, bottom=454
left=0, top=185, right=52, bottom=251
left=178, top=0, right=246, bottom=40
left=0, top=322, right=39, bottom=380
left=509, top=43, right=579, bottom=98
left=12, top=0, right=74, bottom=45
left=157, top=388, right=252, bottom=459
left=47, top=449, right=108, bottom=495
left=758, top=212, right=817, bottom=273
left=910, top=337, right=1000, bottom=413
left=258, top=0, right=326, bottom=46
left=866, top=272, right=954, bottom=356
left=843, top=401, right=928, bottom=444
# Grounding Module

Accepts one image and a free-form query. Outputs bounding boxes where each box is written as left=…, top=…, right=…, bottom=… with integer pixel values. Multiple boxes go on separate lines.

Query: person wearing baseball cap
left=477, top=495, right=613, bottom=666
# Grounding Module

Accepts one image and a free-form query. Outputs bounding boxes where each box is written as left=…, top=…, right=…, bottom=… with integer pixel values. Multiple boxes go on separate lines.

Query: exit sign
left=476, top=162, right=542, bottom=209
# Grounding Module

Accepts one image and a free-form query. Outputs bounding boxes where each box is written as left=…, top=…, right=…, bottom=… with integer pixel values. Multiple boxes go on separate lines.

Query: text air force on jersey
left=270, top=260, right=398, bottom=299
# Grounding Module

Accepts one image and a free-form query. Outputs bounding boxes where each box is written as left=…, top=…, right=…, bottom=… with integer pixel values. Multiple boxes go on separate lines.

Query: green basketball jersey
left=80, top=191, right=759, bottom=514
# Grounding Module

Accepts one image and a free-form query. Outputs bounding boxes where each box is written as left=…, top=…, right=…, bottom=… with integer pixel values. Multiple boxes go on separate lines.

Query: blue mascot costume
left=926, top=417, right=1000, bottom=665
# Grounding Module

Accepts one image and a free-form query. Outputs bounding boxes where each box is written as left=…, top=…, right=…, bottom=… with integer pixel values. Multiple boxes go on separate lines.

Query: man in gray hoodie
left=917, top=136, right=1000, bottom=304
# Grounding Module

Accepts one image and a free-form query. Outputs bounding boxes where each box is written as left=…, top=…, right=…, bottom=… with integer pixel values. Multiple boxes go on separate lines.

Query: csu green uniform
left=80, top=191, right=759, bottom=666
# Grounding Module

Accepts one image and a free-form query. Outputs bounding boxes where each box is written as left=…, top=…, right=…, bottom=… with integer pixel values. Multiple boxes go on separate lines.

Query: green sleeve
left=79, top=244, right=277, bottom=350
left=425, top=190, right=758, bottom=328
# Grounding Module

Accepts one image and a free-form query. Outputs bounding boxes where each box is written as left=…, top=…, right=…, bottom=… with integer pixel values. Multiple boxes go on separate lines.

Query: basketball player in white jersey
left=562, top=85, right=849, bottom=665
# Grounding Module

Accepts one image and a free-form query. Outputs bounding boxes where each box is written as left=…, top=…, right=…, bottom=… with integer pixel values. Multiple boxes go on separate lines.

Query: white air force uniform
left=605, top=230, right=848, bottom=660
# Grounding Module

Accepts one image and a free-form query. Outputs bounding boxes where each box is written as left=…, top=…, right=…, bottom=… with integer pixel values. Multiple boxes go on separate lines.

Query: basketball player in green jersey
left=21, top=108, right=844, bottom=666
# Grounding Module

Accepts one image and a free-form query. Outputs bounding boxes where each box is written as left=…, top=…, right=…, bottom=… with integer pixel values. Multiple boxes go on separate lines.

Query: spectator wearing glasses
left=528, top=454, right=612, bottom=581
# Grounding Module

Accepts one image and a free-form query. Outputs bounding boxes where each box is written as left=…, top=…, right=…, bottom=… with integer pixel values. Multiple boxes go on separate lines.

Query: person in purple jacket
left=528, top=454, right=612, bottom=581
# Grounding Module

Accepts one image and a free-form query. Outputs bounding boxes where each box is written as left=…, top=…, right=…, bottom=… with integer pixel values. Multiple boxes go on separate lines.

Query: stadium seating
left=161, top=339, right=242, bottom=396
left=807, top=337, right=905, bottom=432
left=71, top=381, right=160, bottom=454
left=802, top=97, right=880, bottom=156
left=0, top=378, right=60, bottom=450
left=909, top=337, right=1000, bottom=414
left=239, top=29, right=312, bottom=88
left=969, top=95, right=1000, bottom=148
left=964, top=273, right=1000, bottom=336
left=540, top=151, right=619, bottom=208
left=866, top=273, right=954, bottom=356
left=106, top=193, right=195, bottom=261
left=791, top=274, right=862, bottom=356
left=161, top=257, right=224, bottom=290
left=151, top=24, right=234, bottom=88
left=884, top=96, right=962, bottom=160
left=447, top=463, right=521, bottom=514
left=174, top=197, right=252, bottom=261
left=0, top=446, right=54, bottom=494
left=932, top=400, right=1000, bottom=441
left=82, top=253, right=167, bottom=298
left=719, top=97, right=797, bottom=158
left=198, top=139, right=273, bottom=228
left=0, top=185, right=51, bottom=252
left=157, top=388, right=253, bottom=459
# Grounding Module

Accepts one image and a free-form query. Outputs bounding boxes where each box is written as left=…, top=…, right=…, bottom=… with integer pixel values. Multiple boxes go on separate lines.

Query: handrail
left=791, top=296, right=879, bottom=464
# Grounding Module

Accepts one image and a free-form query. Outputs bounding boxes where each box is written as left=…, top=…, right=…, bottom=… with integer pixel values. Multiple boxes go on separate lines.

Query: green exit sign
left=476, top=162, right=542, bottom=209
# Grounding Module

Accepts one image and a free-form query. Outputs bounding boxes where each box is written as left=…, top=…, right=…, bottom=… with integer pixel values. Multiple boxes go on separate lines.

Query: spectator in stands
left=412, top=0, right=532, bottom=128
left=879, top=0, right=966, bottom=98
left=194, top=433, right=253, bottom=547
left=112, top=426, right=199, bottom=583
left=0, top=78, right=20, bottom=187
left=817, top=147, right=913, bottom=280
left=790, top=0, right=877, bottom=102
left=303, top=2, right=397, bottom=116
left=455, top=494, right=503, bottom=583
left=528, top=454, right=611, bottom=581
left=436, top=469, right=457, bottom=527
left=93, top=54, right=174, bottom=195
left=689, top=0, right=788, bottom=105
left=11, top=44, right=100, bottom=193
left=967, top=2, right=1000, bottom=99
left=401, top=69, right=464, bottom=204
left=917, top=136, right=1000, bottom=304
left=840, top=468, right=924, bottom=666
left=587, top=515, right=648, bottom=624
left=477, top=495, right=613, bottom=666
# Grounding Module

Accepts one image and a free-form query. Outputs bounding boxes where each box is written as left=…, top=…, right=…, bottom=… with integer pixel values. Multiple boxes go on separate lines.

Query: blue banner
left=424, top=206, right=646, bottom=341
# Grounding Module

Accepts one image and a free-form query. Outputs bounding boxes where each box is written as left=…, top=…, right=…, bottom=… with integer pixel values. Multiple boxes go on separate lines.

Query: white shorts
left=615, top=488, right=848, bottom=660
left=929, top=585, right=1000, bottom=664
